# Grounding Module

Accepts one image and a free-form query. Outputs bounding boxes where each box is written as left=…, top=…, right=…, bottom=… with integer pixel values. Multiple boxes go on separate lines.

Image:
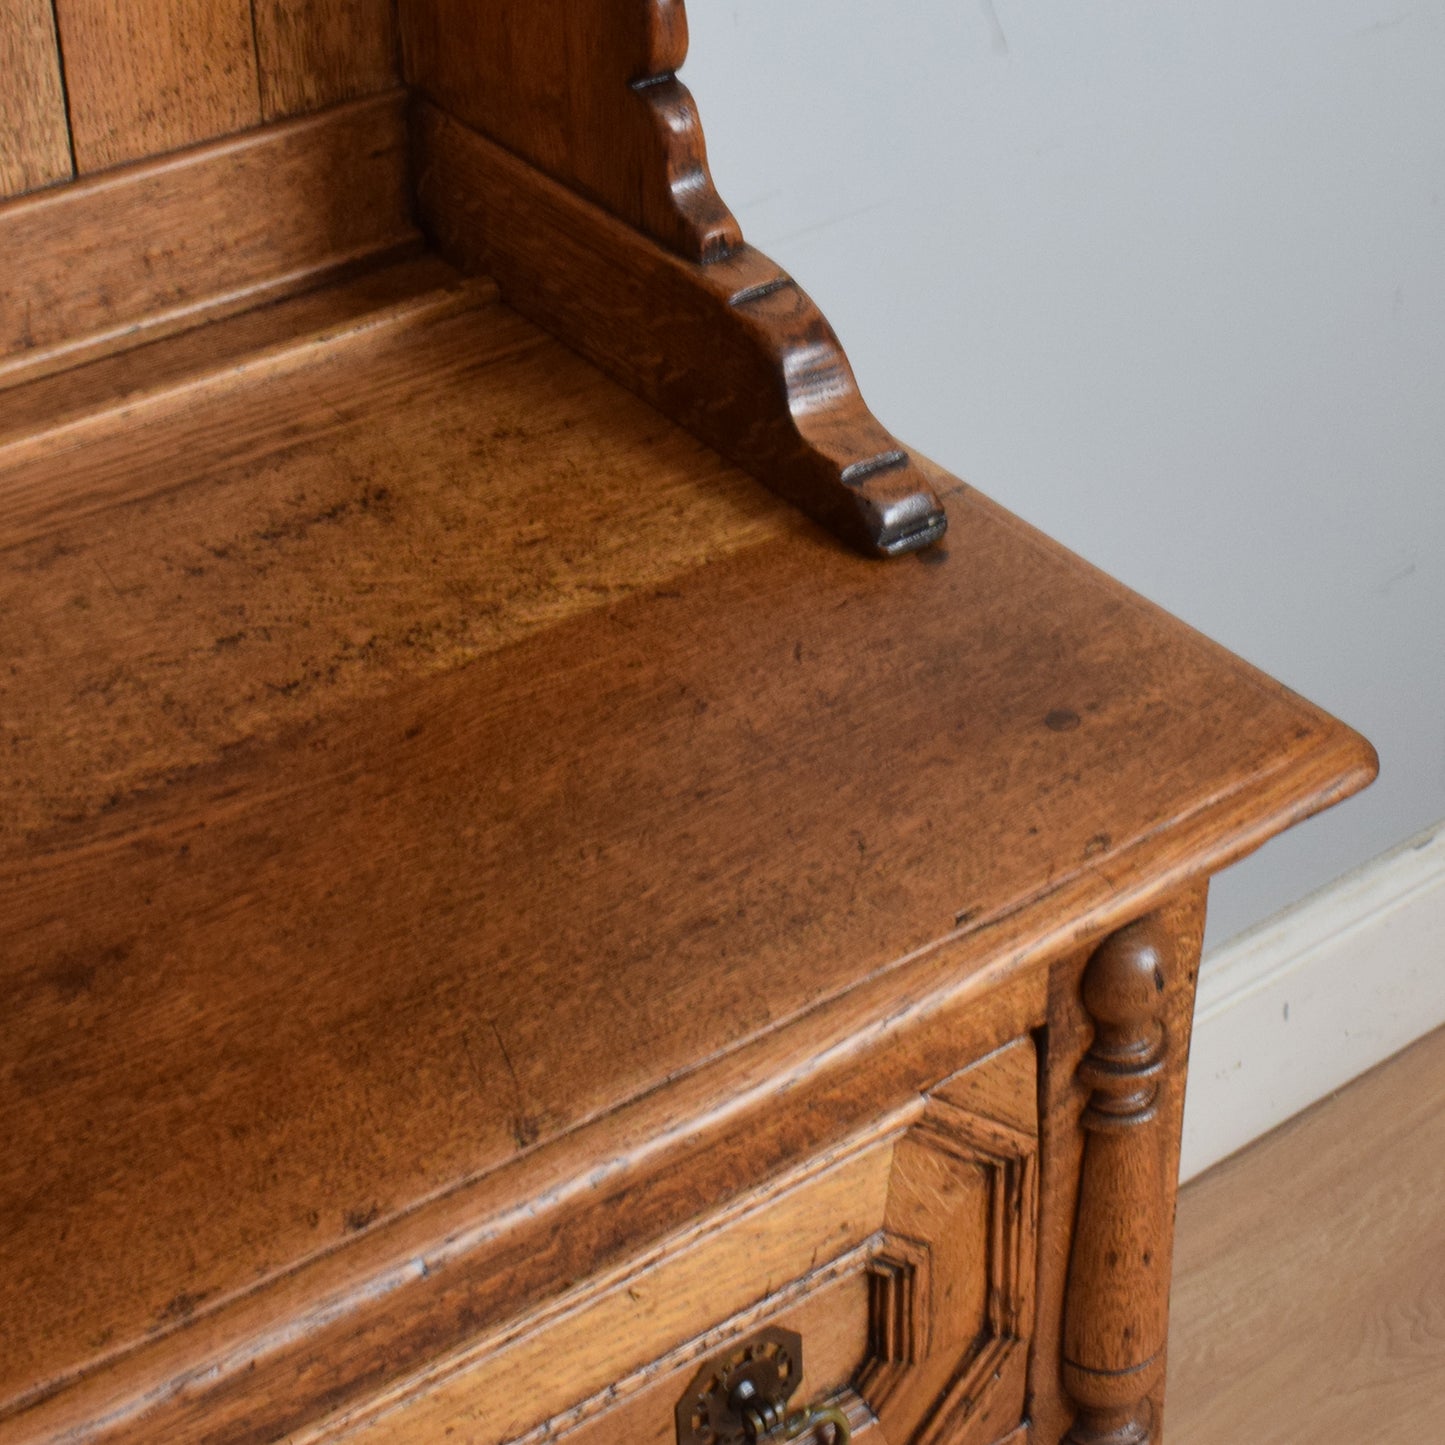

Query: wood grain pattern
left=400, top=0, right=739, bottom=260
left=1061, top=914, right=1191, bottom=1444
left=0, top=255, right=489, bottom=477
left=252, top=0, right=398, bottom=121
left=865, top=1039, right=1039, bottom=1445
left=414, top=102, right=947, bottom=557
left=451, top=1282, right=874, bottom=1445
left=0, top=297, right=785, bottom=839
left=0, top=8, right=1380, bottom=1438
left=0, top=91, right=416, bottom=386
left=0, top=0, right=72, bottom=196
left=0, top=362, right=1368, bottom=1439
left=53, top=0, right=260, bottom=171
left=309, top=1135, right=896, bottom=1442
left=1, top=912, right=1042, bottom=1444
left=1028, top=889, right=1208, bottom=1445
left=1169, top=1025, right=1445, bottom=1444
left=314, top=1039, right=1040, bottom=1443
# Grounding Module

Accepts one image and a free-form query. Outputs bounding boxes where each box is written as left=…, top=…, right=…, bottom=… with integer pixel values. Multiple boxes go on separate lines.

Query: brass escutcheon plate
left=674, top=1327, right=804, bottom=1445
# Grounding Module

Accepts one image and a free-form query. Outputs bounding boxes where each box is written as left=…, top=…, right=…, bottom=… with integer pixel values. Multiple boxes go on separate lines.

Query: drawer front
left=317, top=1039, right=1038, bottom=1445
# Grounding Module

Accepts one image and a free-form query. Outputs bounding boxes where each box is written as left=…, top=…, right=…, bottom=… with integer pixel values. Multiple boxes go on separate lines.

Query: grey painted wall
left=685, top=0, right=1445, bottom=949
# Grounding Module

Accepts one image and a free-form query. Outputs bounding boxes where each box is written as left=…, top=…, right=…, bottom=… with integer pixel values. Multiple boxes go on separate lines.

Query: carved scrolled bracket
left=1061, top=915, right=1174, bottom=1445
left=400, top=0, right=742, bottom=261
left=401, top=0, right=947, bottom=555
left=413, top=104, right=948, bottom=557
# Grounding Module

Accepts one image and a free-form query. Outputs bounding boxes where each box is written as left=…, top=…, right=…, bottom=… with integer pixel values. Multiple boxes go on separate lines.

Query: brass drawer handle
left=769, top=1402, right=851, bottom=1445
left=676, top=1327, right=849, bottom=1445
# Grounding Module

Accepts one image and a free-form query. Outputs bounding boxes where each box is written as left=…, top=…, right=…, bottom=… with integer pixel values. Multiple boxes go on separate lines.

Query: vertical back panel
left=0, top=93, right=416, bottom=385
left=252, top=0, right=398, bottom=122
left=54, top=0, right=260, bottom=171
left=399, top=0, right=738, bottom=260
left=0, top=0, right=73, bottom=196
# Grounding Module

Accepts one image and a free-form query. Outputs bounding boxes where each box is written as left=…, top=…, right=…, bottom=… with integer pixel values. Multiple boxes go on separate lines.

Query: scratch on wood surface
left=487, top=1018, right=543, bottom=1149
left=488, top=1018, right=520, bottom=1098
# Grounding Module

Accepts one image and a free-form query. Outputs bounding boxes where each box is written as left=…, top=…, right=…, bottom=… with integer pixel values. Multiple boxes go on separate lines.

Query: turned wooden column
left=1061, top=914, right=1175, bottom=1445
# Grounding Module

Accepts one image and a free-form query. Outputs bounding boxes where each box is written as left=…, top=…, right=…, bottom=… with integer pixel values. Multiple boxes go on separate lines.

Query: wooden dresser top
left=1, top=1, right=1377, bottom=1437
left=0, top=258, right=1374, bottom=1431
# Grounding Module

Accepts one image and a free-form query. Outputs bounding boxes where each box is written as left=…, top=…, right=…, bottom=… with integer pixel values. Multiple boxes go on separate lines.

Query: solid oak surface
left=0, top=4, right=1378, bottom=1441
left=401, top=0, right=740, bottom=259
left=0, top=0, right=70, bottom=196
left=53, top=0, right=261, bottom=172
left=0, top=251, right=1372, bottom=1437
left=0, top=92, right=416, bottom=388
left=413, top=102, right=949, bottom=557
left=3, top=0, right=399, bottom=191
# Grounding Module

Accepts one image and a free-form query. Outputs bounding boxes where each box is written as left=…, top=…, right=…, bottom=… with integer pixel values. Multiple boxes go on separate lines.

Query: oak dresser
left=0, top=4, right=1375, bottom=1444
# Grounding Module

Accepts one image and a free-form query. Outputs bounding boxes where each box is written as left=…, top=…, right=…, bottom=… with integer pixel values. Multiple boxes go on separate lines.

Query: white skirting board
left=1180, top=819, right=1445, bottom=1183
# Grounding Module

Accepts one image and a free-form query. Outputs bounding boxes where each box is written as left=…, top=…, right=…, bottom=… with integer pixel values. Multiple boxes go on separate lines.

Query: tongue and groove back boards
left=1, top=0, right=947, bottom=554
left=0, top=0, right=70, bottom=195
left=53, top=0, right=262, bottom=172
left=0, top=0, right=399, bottom=191
left=2, top=0, right=725, bottom=239
left=0, top=1, right=411, bottom=380
left=251, top=0, right=398, bottom=122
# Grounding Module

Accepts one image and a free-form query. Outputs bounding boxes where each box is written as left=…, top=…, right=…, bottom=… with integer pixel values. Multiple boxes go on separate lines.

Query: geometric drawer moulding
left=859, top=1038, right=1040, bottom=1445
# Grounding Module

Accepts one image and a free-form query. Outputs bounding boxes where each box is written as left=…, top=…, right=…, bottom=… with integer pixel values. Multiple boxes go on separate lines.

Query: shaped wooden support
left=1061, top=914, right=1181, bottom=1445
left=400, top=0, right=948, bottom=557
left=401, top=0, right=738, bottom=262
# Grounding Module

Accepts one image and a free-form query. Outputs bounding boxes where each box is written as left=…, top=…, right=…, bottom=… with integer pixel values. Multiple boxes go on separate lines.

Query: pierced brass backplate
left=674, top=1327, right=804, bottom=1445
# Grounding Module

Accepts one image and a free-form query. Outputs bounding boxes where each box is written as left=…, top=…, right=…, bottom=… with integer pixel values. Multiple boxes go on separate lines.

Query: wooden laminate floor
left=1166, top=1024, right=1445, bottom=1443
